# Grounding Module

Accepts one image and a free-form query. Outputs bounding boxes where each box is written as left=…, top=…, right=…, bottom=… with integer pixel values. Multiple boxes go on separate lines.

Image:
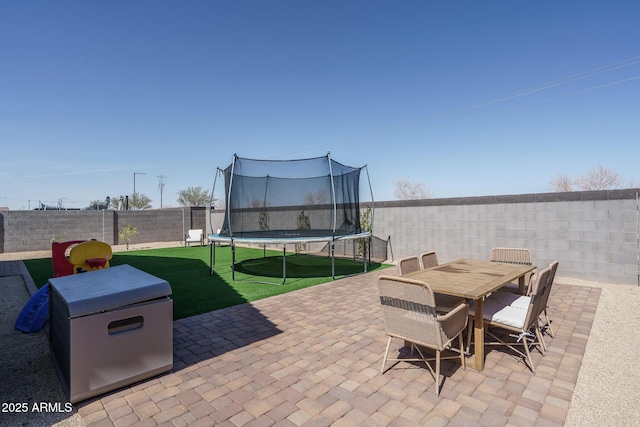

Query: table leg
left=467, top=297, right=485, bottom=371
left=518, top=274, right=526, bottom=295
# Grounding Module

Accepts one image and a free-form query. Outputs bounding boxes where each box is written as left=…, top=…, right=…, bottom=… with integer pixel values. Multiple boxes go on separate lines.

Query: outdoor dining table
left=402, top=258, right=536, bottom=371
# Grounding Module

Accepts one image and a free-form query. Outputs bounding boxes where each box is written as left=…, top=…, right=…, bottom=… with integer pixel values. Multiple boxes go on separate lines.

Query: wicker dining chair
left=539, top=260, right=558, bottom=339
left=420, top=251, right=439, bottom=269
left=490, top=247, right=534, bottom=295
left=488, top=260, right=559, bottom=346
left=398, top=256, right=421, bottom=275
left=399, top=254, right=464, bottom=313
left=470, top=265, right=553, bottom=373
left=377, top=275, right=469, bottom=396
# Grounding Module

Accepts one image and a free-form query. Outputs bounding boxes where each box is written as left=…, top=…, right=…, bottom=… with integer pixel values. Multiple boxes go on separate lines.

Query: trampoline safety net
left=218, top=154, right=367, bottom=239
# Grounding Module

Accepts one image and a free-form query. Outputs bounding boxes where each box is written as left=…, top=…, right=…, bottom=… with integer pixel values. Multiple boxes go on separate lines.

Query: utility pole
left=158, top=175, right=166, bottom=208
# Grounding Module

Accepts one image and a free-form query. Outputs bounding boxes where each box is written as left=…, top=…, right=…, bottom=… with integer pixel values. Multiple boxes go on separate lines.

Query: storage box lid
left=48, top=264, right=172, bottom=318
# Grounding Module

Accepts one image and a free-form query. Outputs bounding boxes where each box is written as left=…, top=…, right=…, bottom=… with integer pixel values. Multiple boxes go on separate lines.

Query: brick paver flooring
left=2, top=261, right=600, bottom=426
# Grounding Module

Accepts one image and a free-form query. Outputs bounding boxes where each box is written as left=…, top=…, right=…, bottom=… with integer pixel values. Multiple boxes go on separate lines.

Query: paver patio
left=2, top=261, right=600, bottom=426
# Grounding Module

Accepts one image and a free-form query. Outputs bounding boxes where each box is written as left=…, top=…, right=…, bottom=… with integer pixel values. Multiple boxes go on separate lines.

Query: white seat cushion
left=470, top=300, right=527, bottom=330
left=484, top=301, right=526, bottom=329
left=488, top=291, right=531, bottom=310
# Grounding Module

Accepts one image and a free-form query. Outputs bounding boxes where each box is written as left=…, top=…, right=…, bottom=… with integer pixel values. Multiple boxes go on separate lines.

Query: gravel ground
left=563, top=277, right=640, bottom=427
left=1, top=275, right=85, bottom=427
left=0, top=242, right=183, bottom=427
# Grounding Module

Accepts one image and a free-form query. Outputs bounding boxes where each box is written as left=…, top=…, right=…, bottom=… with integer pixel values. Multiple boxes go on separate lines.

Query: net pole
left=327, top=152, right=338, bottom=279
left=210, top=167, right=220, bottom=207
left=209, top=167, right=220, bottom=236
left=227, top=154, right=238, bottom=239
left=364, top=164, right=374, bottom=235
left=327, top=151, right=337, bottom=234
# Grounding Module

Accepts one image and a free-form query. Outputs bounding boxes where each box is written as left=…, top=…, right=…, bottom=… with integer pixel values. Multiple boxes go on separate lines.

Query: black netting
left=321, top=235, right=389, bottom=263
left=218, top=155, right=366, bottom=238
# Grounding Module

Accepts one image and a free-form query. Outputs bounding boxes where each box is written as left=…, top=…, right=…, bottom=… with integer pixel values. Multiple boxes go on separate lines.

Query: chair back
left=398, top=256, right=421, bottom=275
left=546, top=260, right=559, bottom=286
left=523, top=265, right=552, bottom=329
left=377, top=275, right=445, bottom=349
left=420, top=251, right=439, bottom=269
left=187, top=229, right=203, bottom=240
left=490, top=247, right=532, bottom=265
left=539, top=260, right=559, bottom=310
left=491, top=247, right=534, bottom=293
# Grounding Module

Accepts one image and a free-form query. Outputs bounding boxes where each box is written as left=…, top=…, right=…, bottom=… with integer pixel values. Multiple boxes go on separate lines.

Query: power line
left=282, top=54, right=640, bottom=153
left=503, top=74, right=640, bottom=112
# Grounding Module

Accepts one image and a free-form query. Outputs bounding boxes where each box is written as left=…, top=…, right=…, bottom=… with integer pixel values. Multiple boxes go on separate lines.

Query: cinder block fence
left=206, top=189, right=640, bottom=286
left=2, top=190, right=639, bottom=285
left=366, top=189, right=639, bottom=286
left=0, top=207, right=207, bottom=253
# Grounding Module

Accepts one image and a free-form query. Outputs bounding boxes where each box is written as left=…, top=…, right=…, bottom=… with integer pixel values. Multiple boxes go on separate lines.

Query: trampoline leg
left=363, top=237, right=369, bottom=273
left=331, top=241, right=335, bottom=280
left=231, top=243, right=236, bottom=281
left=209, top=241, right=215, bottom=275
left=282, top=244, right=287, bottom=284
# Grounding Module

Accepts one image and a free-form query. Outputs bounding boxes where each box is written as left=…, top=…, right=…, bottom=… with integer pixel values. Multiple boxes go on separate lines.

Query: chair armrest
left=436, top=300, right=468, bottom=322
left=437, top=301, right=469, bottom=340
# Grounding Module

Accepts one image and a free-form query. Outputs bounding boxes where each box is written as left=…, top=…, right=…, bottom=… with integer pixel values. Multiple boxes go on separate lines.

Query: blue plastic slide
left=15, top=285, right=49, bottom=333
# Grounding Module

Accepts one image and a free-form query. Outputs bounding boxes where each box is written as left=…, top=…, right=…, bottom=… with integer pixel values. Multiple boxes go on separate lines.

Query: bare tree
left=393, top=178, right=431, bottom=200
left=303, top=190, right=328, bottom=205
left=574, top=166, right=620, bottom=191
left=550, top=174, right=573, bottom=192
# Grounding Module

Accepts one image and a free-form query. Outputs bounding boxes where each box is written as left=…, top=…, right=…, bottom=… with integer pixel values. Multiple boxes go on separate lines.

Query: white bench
left=185, top=229, right=204, bottom=247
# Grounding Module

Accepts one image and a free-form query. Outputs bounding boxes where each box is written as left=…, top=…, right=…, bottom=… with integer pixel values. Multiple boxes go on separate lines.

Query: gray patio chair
left=377, top=275, right=468, bottom=396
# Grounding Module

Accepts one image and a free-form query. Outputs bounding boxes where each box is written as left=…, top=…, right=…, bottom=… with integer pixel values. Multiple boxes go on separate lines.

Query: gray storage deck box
left=48, top=264, right=173, bottom=403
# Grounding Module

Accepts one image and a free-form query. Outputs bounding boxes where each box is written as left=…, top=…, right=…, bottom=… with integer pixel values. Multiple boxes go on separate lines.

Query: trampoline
left=208, top=153, right=374, bottom=284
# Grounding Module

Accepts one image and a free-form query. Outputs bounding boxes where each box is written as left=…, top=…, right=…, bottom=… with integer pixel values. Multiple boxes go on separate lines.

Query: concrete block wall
left=3, top=190, right=639, bottom=285
left=371, top=189, right=640, bottom=286
left=114, top=209, right=185, bottom=245
left=207, top=189, right=640, bottom=284
left=0, top=210, right=115, bottom=252
left=0, top=207, right=206, bottom=253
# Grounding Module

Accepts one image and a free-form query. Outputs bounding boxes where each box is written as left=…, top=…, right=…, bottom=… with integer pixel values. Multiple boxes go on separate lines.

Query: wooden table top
left=402, top=259, right=536, bottom=300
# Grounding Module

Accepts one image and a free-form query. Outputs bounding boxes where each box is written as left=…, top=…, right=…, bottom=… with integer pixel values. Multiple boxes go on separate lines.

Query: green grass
left=24, top=245, right=389, bottom=320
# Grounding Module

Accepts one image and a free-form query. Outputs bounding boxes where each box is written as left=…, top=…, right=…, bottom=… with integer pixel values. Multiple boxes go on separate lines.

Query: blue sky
left=1, top=1, right=639, bottom=210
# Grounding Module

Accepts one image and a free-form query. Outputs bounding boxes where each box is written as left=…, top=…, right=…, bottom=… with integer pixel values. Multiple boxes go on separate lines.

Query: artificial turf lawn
left=24, top=245, right=389, bottom=320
